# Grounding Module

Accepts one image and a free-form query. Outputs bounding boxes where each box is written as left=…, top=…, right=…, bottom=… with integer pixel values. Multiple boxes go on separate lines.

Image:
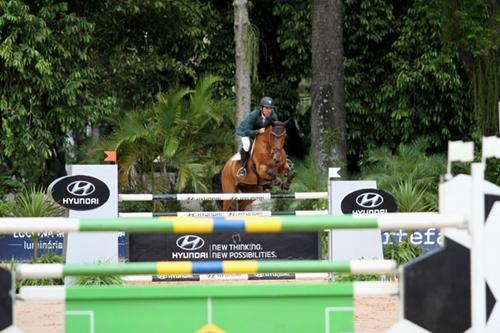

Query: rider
left=236, top=96, right=278, bottom=177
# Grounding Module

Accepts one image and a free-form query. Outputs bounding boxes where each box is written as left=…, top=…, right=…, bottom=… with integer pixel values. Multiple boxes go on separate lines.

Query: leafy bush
left=333, top=273, right=383, bottom=282
left=75, top=274, right=123, bottom=286
left=359, top=139, right=445, bottom=212
left=0, top=200, right=14, bottom=217
left=384, top=237, right=423, bottom=265
left=82, top=74, right=235, bottom=194
left=15, top=186, right=63, bottom=258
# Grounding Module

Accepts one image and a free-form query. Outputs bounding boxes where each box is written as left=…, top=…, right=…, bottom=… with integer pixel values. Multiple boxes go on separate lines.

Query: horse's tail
left=212, top=172, right=223, bottom=209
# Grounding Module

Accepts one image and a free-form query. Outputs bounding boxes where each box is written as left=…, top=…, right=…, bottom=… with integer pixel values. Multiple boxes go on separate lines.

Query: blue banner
left=382, top=228, right=442, bottom=252
left=0, top=233, right=126, bottom=261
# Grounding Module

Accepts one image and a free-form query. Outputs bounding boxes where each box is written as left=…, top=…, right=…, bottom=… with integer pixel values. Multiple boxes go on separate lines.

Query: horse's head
left=250, top=118, right=293, bottom=183
left=268, top=119, right=289, bottom=166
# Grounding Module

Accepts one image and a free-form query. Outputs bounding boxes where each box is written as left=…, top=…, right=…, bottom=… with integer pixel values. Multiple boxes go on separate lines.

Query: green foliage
left=333, top=273, right=383, bottom=282
left=441, top=0, right=499, bottom=135
left=390, top=179, right=437, bottom=212
left=0, top=174, right=21, bottom=195
left=485, top=159, right=500, bottom=186
left=384, top=237, right=423, bottom=265
left=344, top=0, right=473, bottom=166
left=451, top=135, right=500, bottom=186
left=15, top=185, right=62, bottom=258
left=83, top=75, right=234, bottom=193
left=84, top=0, right=231, bottom=107
left=75, top=274, right=123, bottom=286
left=0, top=200, right=15, bottom=217
left=0, top=0, right=114, bottom=184
left=359, top=139, right=445, bottom=212
left=1, top=0, right=494, bottom=194
left=15, top=186, right=62, bottom=217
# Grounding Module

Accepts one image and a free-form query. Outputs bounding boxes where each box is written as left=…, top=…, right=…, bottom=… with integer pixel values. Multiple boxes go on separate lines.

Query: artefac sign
left=341, top=188, right=397, bottom=214
left=48, top=175, right=110, bottom=210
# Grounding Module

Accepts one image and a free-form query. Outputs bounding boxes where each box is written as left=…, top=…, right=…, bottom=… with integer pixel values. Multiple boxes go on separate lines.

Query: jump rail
left=123, top=272, right=331, bottom=282
left=0, top=213, right=467, bottom=234
left=119, top=210, right=328, bottom=217
left=119, top=192, right=328, bottom=202
left=18, top=281, right=400, bottom=300
left=14, top=259, right=398, bottom=279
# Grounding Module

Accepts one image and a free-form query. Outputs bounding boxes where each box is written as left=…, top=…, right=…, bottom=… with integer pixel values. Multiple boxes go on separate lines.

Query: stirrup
left=237, top=167, right=247, bottom=177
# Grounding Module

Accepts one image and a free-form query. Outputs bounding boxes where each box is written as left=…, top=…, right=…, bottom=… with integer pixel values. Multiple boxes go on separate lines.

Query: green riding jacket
left=236, top=109, right=278, bottom=138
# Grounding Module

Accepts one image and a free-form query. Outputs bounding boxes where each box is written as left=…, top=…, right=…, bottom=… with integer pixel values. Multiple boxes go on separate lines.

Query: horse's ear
left=283, top=119, right=290, bottom=126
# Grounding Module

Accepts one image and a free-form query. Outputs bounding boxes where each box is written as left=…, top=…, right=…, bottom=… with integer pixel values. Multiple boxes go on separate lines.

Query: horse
left=213, top=120, right=295, bottom=211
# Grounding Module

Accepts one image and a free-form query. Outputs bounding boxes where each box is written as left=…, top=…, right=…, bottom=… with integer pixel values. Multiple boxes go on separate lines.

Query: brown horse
left=216, top=120, right=294, bottom=211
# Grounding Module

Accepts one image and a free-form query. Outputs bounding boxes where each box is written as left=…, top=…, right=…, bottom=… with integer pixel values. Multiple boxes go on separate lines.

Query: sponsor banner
left=329, top=180, right=385, bottom=260
left=152, top=275, right=200, bottom=282
left=340, top=188, right=442, bottom=251
left=248, top=273, right=295, bottom=280
left=381, top=229, right=442, bottom=252
left=0, top=234, right=127, bottom=261
left=341, top=188, right=397, bottom=214
left=49, top=175, right=110, bottom=211
left=0, top=233, right=64, bottom=261
left=128, top=232, right=320, bottom=262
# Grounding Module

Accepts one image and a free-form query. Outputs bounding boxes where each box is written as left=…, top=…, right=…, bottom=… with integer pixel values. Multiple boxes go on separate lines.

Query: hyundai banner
left=128, top=232, right=320, bottom=262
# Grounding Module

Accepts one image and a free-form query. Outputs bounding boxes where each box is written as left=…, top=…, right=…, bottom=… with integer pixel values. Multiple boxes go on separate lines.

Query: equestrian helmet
left=260, top=96, right=274, bottom=108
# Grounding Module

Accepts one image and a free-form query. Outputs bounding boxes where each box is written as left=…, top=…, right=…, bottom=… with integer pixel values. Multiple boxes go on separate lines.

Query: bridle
left=268, top=125, right=286, bottom=166
left=268, top=125, right=285, bottom=153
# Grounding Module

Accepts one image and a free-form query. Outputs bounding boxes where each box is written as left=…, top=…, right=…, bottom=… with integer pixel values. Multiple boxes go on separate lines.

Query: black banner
left=128, top=232, right=320, bottom=261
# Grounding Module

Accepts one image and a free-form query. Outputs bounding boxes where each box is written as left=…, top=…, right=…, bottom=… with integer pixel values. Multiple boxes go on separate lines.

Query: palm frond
left=190, top=74, right=222, bottom=115
left=156, top=87, right=191, bottom=134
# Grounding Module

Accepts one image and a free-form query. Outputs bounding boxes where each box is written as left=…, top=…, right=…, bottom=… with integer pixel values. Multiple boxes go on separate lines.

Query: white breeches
left=241, top=137, right=251, bottom=151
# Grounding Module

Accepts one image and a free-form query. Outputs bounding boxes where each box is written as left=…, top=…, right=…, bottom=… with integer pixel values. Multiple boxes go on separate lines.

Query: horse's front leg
left=277, top=158, right=295, bottom=190
left=222, top=200, right=234, bottom=211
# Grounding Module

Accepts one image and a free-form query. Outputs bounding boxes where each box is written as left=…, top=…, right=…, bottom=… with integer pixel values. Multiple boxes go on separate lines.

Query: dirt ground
left=14, top=294, right=399, bottom=333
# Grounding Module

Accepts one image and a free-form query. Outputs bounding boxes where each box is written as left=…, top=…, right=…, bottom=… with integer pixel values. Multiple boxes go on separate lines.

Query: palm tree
left=360, top=139, right=445, bottom=212
left=87, top=74, right=234, bottom=194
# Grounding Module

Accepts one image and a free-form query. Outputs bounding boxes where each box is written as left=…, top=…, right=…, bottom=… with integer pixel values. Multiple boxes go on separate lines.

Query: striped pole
left=18, top=281, right=399, bottom=300
left=119, top=192, right=328, bottom=202
left=119, top=210, right=328, bottom=218
left=0, top=213, right=467, bottom=234
left=14, top=259, right=397, bottom=279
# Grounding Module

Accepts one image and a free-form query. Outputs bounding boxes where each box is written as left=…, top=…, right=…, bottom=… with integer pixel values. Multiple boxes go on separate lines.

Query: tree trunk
left=310, top=0, right=346, bottom=170
left=233, top=0, right=251, bottom=149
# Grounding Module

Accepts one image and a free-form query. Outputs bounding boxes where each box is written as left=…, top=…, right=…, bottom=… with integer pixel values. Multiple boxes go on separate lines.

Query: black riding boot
left=237, top=148, right=248, bottom=177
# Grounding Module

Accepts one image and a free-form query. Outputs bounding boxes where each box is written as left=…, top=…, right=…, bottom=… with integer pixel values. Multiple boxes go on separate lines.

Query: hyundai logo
left=176, top=235, right=205, bottom=251
left=355, top=193, right=384, bottom=208
left=66, top=181, right=96, bottom=196
left=49, top=175, right=110, bottom=210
